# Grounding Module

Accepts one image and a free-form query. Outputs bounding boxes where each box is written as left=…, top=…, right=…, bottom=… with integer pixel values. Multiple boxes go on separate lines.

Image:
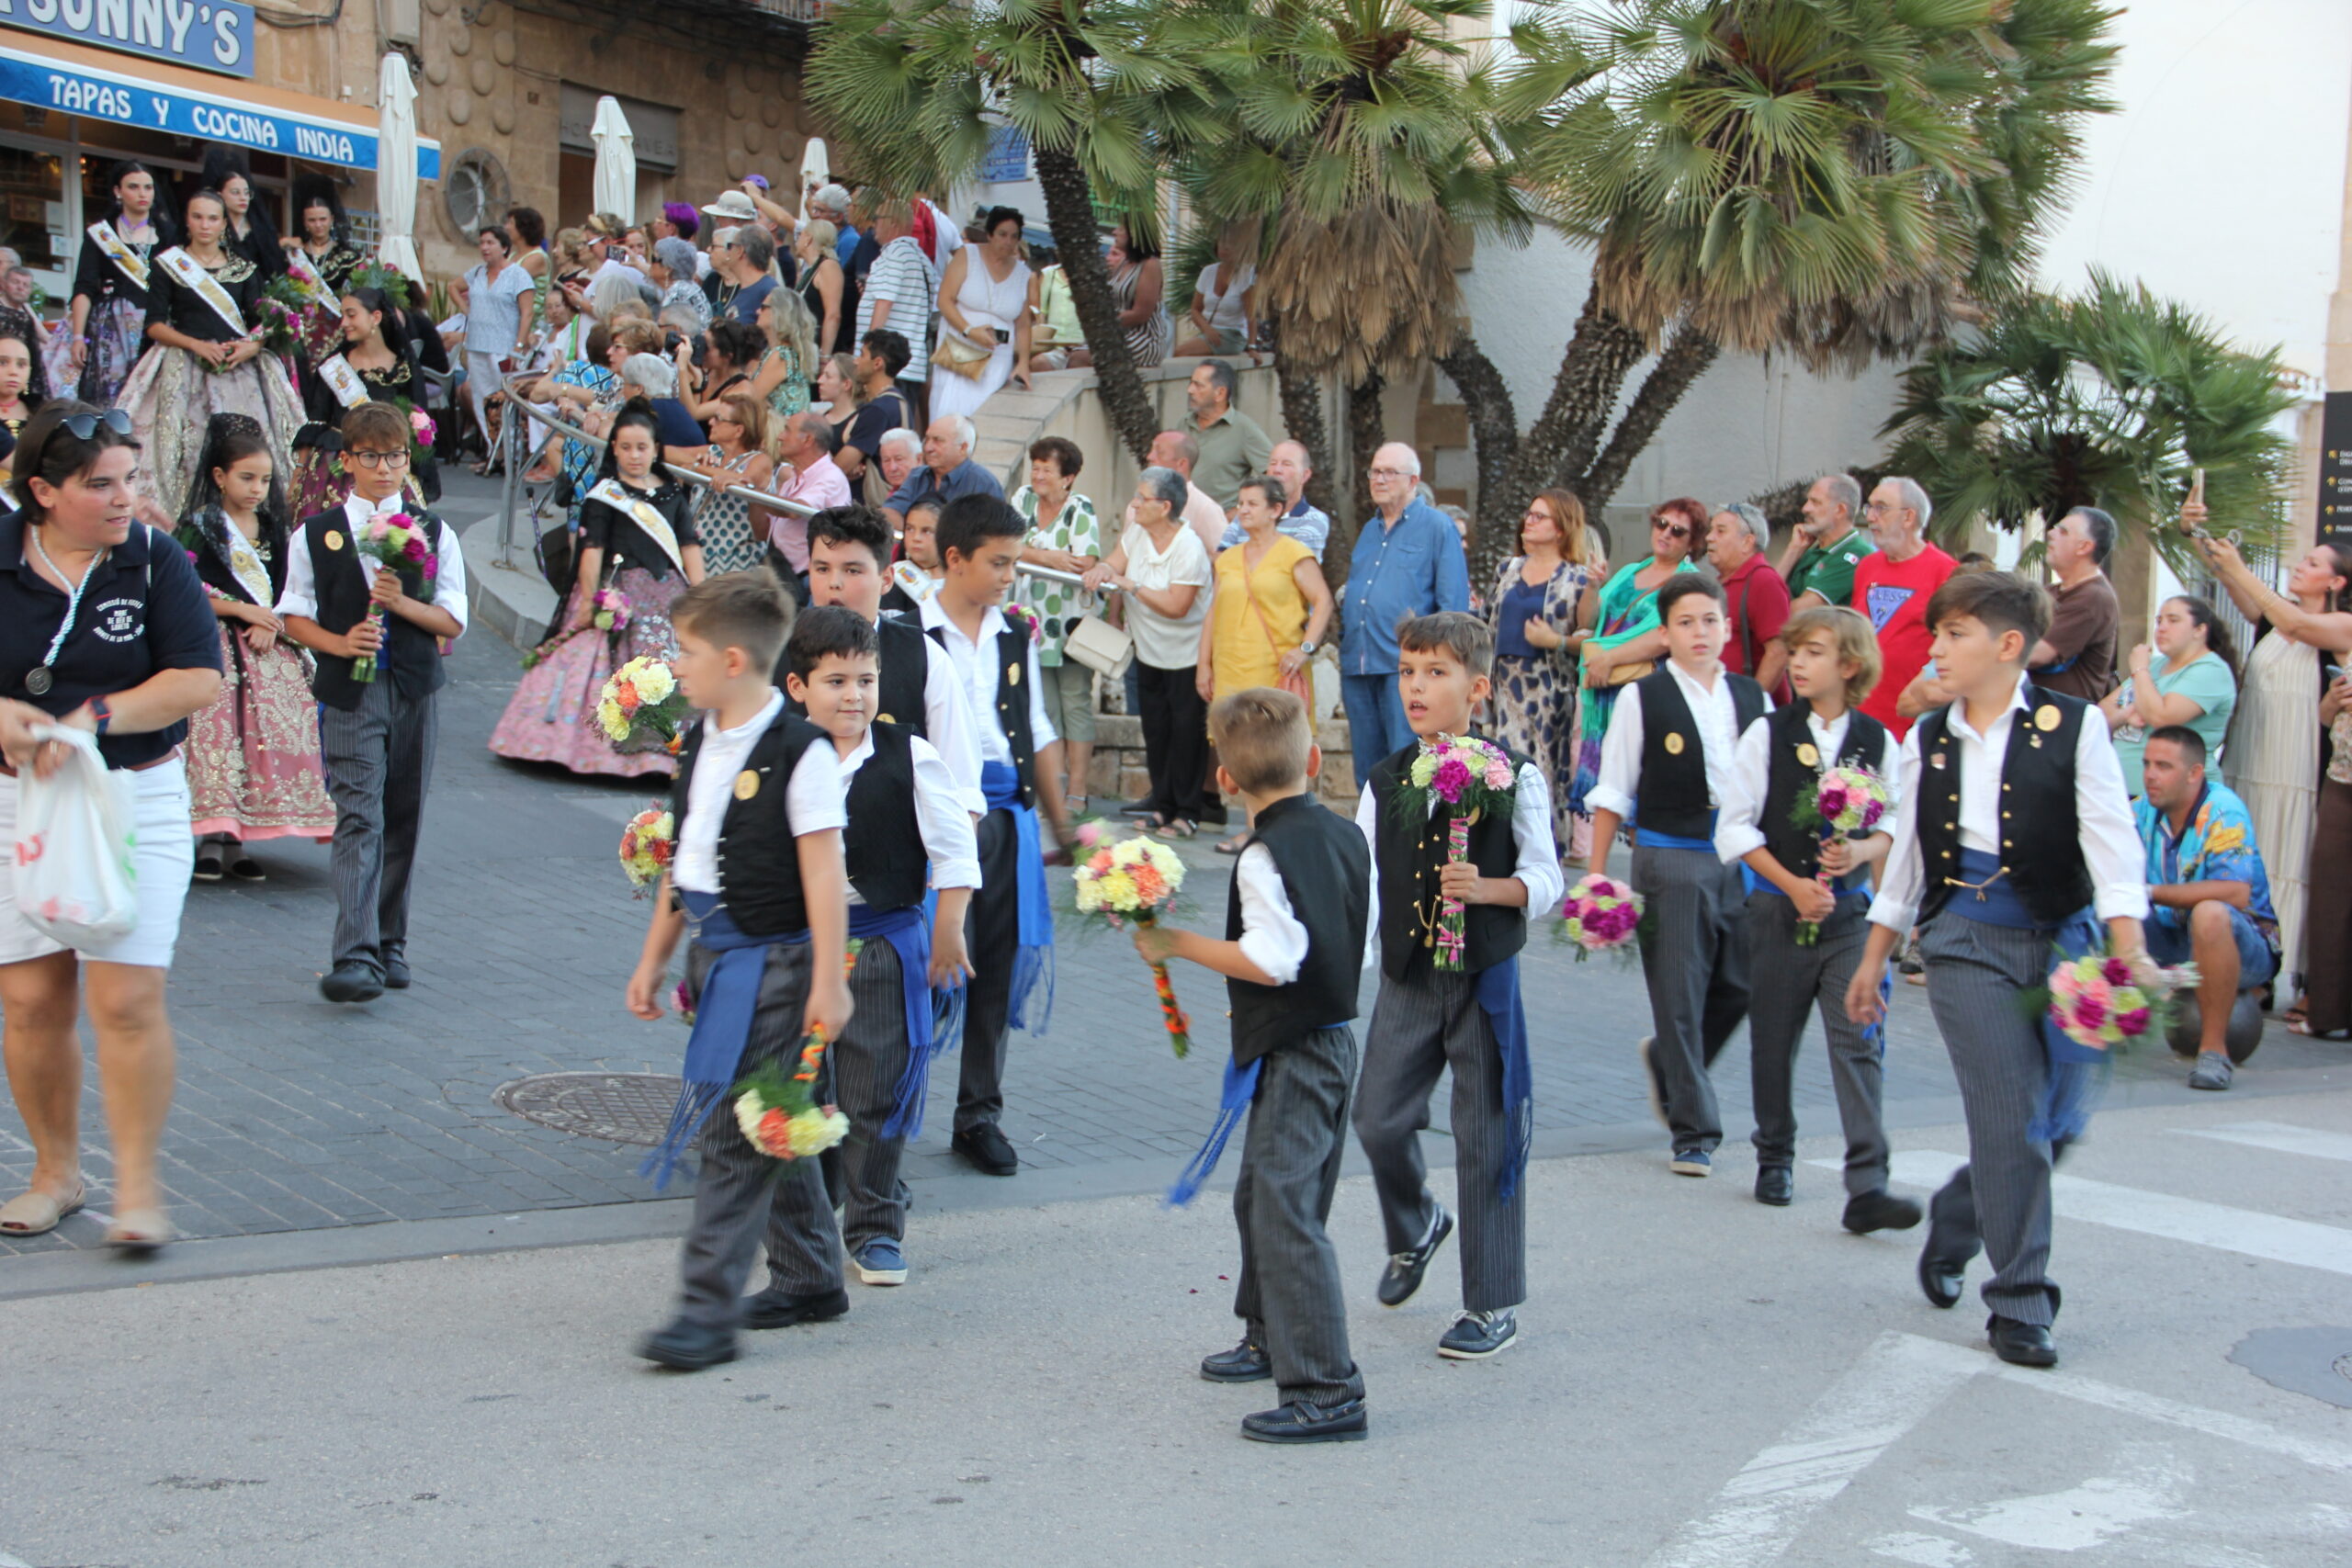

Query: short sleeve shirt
left=1788, top=530, right=1874, bottom=607
left=2032, top=573, right=2120, bottom=701
left=1852, top=544, right=1958, bottom=738
left=1011, top=486, right=1102, bottom=667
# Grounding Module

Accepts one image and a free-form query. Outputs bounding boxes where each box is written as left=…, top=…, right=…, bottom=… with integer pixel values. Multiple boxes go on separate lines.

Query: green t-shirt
left=1788, top=530, right=1875, bottom=608
left=1012, top=485, right=1102, bottom=667
left=2112, top=651, right=2239, bottom=794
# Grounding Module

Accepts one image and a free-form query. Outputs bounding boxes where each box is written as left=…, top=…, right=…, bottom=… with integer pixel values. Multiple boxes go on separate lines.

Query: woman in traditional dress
left=287, top=185, right=366, bottom=298
left=53, top=160, right=174, bottom=407
left=117, top=189, right=304, bottom=522
left=203, top=148, right=286, bottom=285
left=1571, top=495, right=1703, bottom=813
left=488, top=400, right=705, bottom=778
left=174, top=415, right=332, bottom=879
left=288, top=288, right=439, bottom=516
left=1488, top=489, right=1599, bottom=860
left=0, top=324, right=41, bottom=493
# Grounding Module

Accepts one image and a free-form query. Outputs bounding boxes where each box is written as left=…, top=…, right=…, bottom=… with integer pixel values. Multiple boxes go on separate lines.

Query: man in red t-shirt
left=1851, top=476, right=1957, bottom=738
left=1706, top=502, right=1793, bottom=702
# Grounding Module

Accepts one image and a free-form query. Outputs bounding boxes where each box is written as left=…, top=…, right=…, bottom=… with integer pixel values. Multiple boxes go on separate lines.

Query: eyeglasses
left=62, top=408, right=133, bottom=441
left=1368, top=468, right=1411, bottom=479
left=1652, top=521, right=1690, bottom=538
left=349, top=449, right=411, bottom=468
left=1863, top=501, right=1900, bottom=515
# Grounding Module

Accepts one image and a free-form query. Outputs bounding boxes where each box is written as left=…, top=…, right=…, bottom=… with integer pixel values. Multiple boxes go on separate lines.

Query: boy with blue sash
left=1848, top=570, right=2150, bottom=1369
left=1352, top=613, right=1562, bottom=1362
left=1589, top=574, right=1768, bottom=1179
left=1136, top=688, right=1372, bottom=1444
left=623, top=573, right=854, bottom=1371
left=1714, top=604, right=1917, bottom=1230
left=781, top=607, right=979, bottom=1288
left=919, top=494, right=1075, bottom=1177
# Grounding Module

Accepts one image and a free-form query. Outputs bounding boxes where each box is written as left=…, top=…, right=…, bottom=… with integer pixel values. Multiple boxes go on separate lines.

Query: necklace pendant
left=26, top=665, right=52, bottom=695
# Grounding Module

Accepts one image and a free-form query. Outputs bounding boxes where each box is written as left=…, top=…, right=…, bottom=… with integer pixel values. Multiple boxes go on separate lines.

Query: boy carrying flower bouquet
left=1132, top=688, right=1373, bottom=1444
left=1351, top=613, right=1562, bottom=1363
left=1713, top=604, right=1917, bottom=1231
left=622, top=571, right=855, bottom=1371
left=277, top=400, right=469, bottom=1004
left=1844, top=570, right=2151, bottom=1371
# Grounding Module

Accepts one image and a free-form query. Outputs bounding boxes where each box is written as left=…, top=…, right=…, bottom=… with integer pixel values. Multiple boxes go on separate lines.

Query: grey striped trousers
left=1632, top=843, right=1751, bottom=1153
left=1917, top=912, right=2062, bottom=1326
left=1233, top=1026, right=1363, bottom=1405
left=316, top=679, right=437, bottom=974
left=675, top=941, right=843, bottom=1326
left=1352, top=965, right=1525, bottom=1313
left=1745, top=892, right=1891, bottom=1191
left=813, top=931, right=914, bottom=1252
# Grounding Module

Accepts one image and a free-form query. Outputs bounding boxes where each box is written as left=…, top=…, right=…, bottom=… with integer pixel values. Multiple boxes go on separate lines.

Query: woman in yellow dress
left=1197, top=473, right=1335, bottom=852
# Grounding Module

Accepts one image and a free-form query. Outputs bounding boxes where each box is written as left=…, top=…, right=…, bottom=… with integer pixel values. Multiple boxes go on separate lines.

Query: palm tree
left=805, top=0, right=1225, bottom=461
left=1443, top=0, right=2119, bottom=583
left=1881, top=271, right=2297, bottom=574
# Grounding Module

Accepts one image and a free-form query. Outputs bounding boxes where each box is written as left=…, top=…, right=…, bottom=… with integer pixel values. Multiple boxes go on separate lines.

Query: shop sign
left=0, top=0, right=256, bottom=80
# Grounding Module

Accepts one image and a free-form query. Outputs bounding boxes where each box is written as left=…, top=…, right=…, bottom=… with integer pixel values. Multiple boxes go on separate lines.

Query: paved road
left=5, top=1088, right=2349, bottom=1565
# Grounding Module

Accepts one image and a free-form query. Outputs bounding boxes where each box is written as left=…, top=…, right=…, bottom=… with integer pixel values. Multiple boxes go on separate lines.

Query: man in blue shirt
left=883, top=414, right=1005, bottom=529
left=1339, top=443, right=1469, bottom=789
left=2134, top=725, right=2279, bottom=1091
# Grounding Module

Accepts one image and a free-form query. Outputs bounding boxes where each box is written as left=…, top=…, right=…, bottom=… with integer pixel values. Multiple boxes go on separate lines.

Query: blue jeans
left=2147, top=904, right=2278, bottom=989
left=1341, top=673, right=1412, bottom=793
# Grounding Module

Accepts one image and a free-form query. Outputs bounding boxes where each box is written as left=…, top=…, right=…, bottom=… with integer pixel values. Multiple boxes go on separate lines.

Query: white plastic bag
left=12, top=724, right=139, bottom=948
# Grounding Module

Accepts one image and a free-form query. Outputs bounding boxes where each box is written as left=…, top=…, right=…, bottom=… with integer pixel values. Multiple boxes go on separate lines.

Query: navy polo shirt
left=0, top=509, right=222, bottom=768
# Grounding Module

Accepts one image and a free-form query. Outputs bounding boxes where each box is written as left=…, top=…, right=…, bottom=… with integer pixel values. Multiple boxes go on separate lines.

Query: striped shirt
left=461, top=261, right=533, bottom=355
left=856, top=237, right=937, bottom=385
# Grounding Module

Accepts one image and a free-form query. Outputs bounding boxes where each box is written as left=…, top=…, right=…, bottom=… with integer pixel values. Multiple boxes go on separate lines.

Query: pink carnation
left=2101, top=957, right=2133, bottom=987
left=1483, top=759, right=1513, bottom=790
left=1431, top=756, right=1473, bottom=801
left=1860, top=801, right=1884, bottom=829
left=2071, top=993, right=2108, bottom=1032
left=1816, top=786, right=1848, bottom=820
left=2114, top=1007, right=2152, bottom=1037
left=403, top=536, right=428, bottom=561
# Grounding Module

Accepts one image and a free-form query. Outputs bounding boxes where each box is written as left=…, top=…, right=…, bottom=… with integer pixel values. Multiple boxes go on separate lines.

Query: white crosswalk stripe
left=2172, top=1120, right=2352, bottom=1163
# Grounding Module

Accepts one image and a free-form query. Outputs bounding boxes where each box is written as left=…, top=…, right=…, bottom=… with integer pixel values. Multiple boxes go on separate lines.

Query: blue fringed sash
left=641, top=892, right=809, bottom=1189
left=844, top=902, right=949, bottom=1142
left=1944, top=850, right=2109, bottom=1145
left=1167, top=1054, right=1263, bottom=1207
left=1479, top=955, right=1533, bottom=1202
left=981, top=760, right=1055, bottom=1033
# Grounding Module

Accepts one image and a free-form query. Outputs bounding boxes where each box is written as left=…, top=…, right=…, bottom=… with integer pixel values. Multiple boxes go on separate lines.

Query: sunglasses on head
left=62, top=408, right=133, bottom=441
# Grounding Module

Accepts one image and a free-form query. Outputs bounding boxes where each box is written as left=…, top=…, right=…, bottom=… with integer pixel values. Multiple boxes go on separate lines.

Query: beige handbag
left=1062, top=611, right=1134, bottom=680
left=929, top=327, right=992, bottom=380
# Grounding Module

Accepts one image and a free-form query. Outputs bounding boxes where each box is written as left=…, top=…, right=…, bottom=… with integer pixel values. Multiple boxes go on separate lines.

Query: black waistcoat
left=929, top=620, right=1035, bottom=806
left=1370, top=737, right=1531, bottom=980
left=1759, top=705, right=1890, bottom=881
left=1916, top=687, right=2096, bottom=927
left=671, top=711, right=825, bottom=937
left=1225, top=794, right=1372, bottom=1066
left=843, top=721, right=930, bottom=913
left=1634, top=668, right=1767, bottom=839
left=300, top=509, right=447, bottom=711
left=781, top=614, right=928, bottom=740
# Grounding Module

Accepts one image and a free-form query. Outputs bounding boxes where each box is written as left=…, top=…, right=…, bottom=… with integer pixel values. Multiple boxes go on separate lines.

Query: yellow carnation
left=597, top=699, right=628, bottom=740
left=785, top=1108, right=850, bottom=1158
left=1096, top=870, right=1138, bottom=910
left=1410, top=752, right=1438, bottom=786
left=635, top=662, right=675, bottom=703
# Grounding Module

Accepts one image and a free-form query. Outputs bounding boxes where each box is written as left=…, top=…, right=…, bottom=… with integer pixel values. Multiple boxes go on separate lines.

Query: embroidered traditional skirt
left=487, top=565, right=685, bottom=779
left=185, top=626, right=334, bottom=840
left=119, top=344, right=303, bottom=520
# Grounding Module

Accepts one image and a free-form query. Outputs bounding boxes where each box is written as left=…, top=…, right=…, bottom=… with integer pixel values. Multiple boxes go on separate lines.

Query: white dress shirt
left=1586, top=660, right=1763, bottom=824
left=673, top=692, right=845, bottom=894
left=1868, top=677, right=2149, bottom=933
left=276, top=494, right=470, bottom=637
left=1233, top=843, right=1311, bottom=985
left=1353, top=761, right=1567, bottom=966
left=833, top=728, right=983, bottom=904
left=900, top=622, right=988, bottom=818
left=1713, top=707, right=1900, bottom=866
left=918, top=595, right=1059, bottom=771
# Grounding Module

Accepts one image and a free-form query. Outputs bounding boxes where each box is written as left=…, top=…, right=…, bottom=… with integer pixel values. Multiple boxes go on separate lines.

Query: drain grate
left=492, top=1072, right=684, bottom=1146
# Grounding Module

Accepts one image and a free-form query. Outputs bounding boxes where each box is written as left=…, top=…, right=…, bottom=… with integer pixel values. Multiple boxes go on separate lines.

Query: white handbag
left=12, top=726, right=139, bottom=948
left=1062, top=612, right=1134, bottom=680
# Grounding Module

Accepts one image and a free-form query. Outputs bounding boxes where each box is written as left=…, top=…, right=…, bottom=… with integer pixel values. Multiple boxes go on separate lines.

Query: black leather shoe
left=1755, top=1166, right=1793, bottom=1207
left=1240, top=1397, right=1368, bottom=1444
left=1987, top=1315, right=2057, bottom=1368
left=382, top=953, right=412, bottom=989
left=742, top=1286, right=849, bottom=1330
left=1200, top=1339, right=1273, bottom=1382
left=1917, top=1238, right=1966, bottom=1310
left=1843, top=1189, right=1923, bottom=1235
left=951, top=1123, right=1019, bottom=1176
left=1376, top=1206, right=1453, bottom=1307
left=636, top=1317, right=739, bottom=1371
left=319, top=963, right=383, bottom=1004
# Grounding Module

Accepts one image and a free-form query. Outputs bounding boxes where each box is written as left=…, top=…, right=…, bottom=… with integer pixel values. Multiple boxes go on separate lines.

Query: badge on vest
left=1664, top=732, right=1685, bottom=755
left=1007, top=661, right=1021, bottom=687
left=1929, top=750, right=1947, bottom=770
left=734, top=769, right=760, bottom=801
left=1796, top=742, right=1819, bottom=767
left=2035, top=704, right=2061, bottom=732
left=876, top=713, right=894, bottom=725
left=324, top=530, right=345, bottom=551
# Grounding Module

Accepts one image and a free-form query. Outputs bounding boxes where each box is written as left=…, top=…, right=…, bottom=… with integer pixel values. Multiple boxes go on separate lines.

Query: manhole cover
left=492, top=1072, right=684, bottom=1145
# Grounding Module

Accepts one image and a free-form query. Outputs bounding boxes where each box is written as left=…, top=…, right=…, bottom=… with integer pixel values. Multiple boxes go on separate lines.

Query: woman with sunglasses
left=682, top=390, right=775, bottom=575
left=0, top=402, right=224, bottom=1248
left=1571, top=495, right=1704, bottom=818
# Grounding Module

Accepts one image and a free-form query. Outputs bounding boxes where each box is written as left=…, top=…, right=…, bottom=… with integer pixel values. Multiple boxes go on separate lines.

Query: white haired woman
left=1084, top=466, right=1213, bottom=837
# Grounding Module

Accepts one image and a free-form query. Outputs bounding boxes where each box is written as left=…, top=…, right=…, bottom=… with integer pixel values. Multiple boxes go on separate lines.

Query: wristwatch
left=1297, top=642, right=1315, bottom=657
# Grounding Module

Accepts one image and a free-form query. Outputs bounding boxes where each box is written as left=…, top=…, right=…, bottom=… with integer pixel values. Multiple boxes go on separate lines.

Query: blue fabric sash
left=1168, top=1054, right=1263, bottom=1207
left=1481, top=955, right=1533, bottom=1202
left=1635, top=809, right=1717, bottom=852
left=642, top=891, right=810, bottom=1189
left=846, top=902, right=958, bottom=1142
left=981, top=760, right=1055, bottom=1033
left=1943, top=849, right=2108, bottom=1143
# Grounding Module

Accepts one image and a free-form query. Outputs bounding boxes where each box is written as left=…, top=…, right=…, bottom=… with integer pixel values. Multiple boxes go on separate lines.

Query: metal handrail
left=490, top=373, right=1089, bottom=589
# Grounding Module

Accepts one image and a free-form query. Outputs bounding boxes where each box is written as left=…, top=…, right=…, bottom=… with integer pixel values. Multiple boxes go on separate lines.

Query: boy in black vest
left=919, top=494, right=1075, bottom=1177
left=1589, top=573, right=1768, bottom=1178
left=1135, top=688, right=1372, bottom=1444
left=780, top=607, right=979, bottom=1287
left=1352, top=613, right=1562, bottom=1361
left=278, top=401, right=469, bottom=1004
left=1714, top=604, right=1918, bottom=1231
left=1848, top=570, right=2149, bottom=1369
left=624, top=573, right=855, bottom=1371
left=795, top=503, right=985, bottom=814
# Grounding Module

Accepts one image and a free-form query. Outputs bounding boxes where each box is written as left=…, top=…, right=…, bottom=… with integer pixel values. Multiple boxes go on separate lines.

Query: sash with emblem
left=316, top=354, right=372, bottom=411
left=85, top=219, right=149, bottom=289
left=282, top=246, right=336, bottom=310
left=157, top=247, right=249, bottom=337
left=587, top=479, right=685, bottom=576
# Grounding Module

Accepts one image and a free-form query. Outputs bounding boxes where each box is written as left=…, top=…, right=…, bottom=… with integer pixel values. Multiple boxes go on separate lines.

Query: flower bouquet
left=1392, top=735, right=1518, bottom=970
left=253, top=290, right=304, bottom=359
left=350, top=512, right=438, bottom=683
left=591, top=586, right=632, bottom=633
left=408, top=406, right=436, bottom=450
left=597, top=656, right=688, bottom=754
left=1790, top=763, right=1893, bottom=944
left=1559, top=873, right=1644, bottom=960
left=731, top=1037, right=850, bottom=1162
left=1072, top=830, right=1190, bottom=1056
left=618, top=807, right=673, bottom=894
left=2047, top=949, right=2192, bottom=1054
left=1001, top=602, right=1042, bottom=642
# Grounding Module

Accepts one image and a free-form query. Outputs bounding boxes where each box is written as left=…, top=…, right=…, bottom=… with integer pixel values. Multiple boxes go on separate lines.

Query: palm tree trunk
left=1270, top=324, right=1339, bottom=518
left=1573, top=326, right=1723, bottom=513
left=1032, top=143, right=1157, bottom=464
left=1438, top=333, right=1521, bottom=585
left=1340, top=367, right=1386, bottom=577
